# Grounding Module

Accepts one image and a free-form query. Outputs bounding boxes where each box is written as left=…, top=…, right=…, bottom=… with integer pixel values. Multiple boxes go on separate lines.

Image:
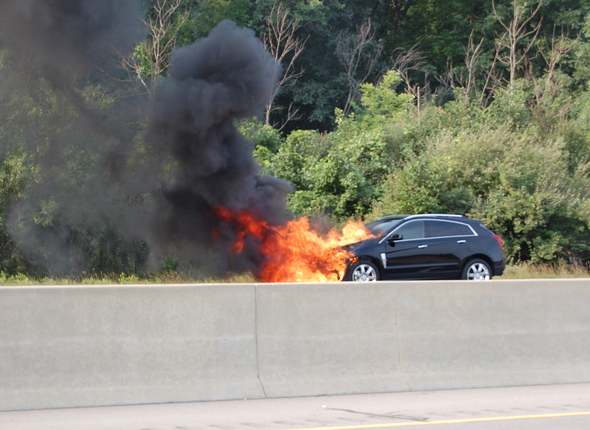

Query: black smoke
left=0, top=0, right=142, bottom=87
left=148, top=20, right=293, bottom=274
left=0, top=2, right=292, bottom=277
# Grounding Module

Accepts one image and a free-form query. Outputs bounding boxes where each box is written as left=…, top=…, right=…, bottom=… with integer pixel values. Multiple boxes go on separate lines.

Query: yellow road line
left=287, top=411, right=590, bottom=430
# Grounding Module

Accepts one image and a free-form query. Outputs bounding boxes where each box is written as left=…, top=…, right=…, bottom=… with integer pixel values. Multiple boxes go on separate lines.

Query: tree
left=528, top=27, right=579, bottom=128
left=0, top=150, right=31, bottom=275
left=336, top=18, right=383, bottom=115
left=389, top=43, right=431, bottom=118
left=261, top=0, right=391, bottom=131
left=265, top=71, right=413, bottom=220
left=260, top=1, right=307, bottom=129
left=122, top=0, right=189, bottom=96
left=438, top=31, right=488, bottom=103
left=492, top=0, right=543, bottom=88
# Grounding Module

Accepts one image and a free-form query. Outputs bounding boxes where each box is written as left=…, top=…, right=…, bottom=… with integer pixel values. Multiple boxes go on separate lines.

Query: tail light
left=492, top=234, right=503, bottom=251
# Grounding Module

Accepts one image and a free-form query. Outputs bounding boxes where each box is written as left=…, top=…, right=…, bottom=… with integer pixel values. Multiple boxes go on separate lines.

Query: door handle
left=418, top=244, right=428, bottom=249
left=457, top=240, right=466, bottom=244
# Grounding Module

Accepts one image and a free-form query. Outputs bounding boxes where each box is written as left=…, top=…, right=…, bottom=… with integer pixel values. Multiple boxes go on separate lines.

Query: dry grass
left=1, top=263, right=588, bottom=286
left=0, top=271, right=259, bottom=286
left=502, top=263, right=589, bottom=279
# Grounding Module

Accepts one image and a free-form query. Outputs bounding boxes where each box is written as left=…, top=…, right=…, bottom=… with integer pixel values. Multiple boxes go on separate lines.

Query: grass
left=0, top=271, right=259, bottom=287
left=501, top=262, right=589, bottom=279
left=0, top=264, right=587, bottom=286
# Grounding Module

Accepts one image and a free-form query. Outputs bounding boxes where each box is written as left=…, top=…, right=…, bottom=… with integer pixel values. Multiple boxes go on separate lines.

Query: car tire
left=462, top=259, right=492, bottom=281
left=347, top=259, right=380, bottom=282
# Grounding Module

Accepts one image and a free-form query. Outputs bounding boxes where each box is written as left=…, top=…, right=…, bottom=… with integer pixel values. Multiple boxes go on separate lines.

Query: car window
left=393, top=220, right=425, bottom=240
left=425, top=220, right=474, bottom=238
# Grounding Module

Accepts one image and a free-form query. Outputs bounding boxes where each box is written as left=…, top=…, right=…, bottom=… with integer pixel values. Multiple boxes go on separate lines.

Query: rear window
left=425, top=220, right=475, bottom=238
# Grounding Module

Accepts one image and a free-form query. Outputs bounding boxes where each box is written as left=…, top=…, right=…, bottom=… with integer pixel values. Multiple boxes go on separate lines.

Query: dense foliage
left=249, top=73, right=590, bottom=266
left=0, top=0, right=589, bottom=276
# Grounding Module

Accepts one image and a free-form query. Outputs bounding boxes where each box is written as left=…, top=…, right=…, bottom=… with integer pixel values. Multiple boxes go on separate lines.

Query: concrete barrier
left=392, top=279, right=590, bottom=390
left=0, top=284, right=265, bottom=410
left=256, top=279, right=590, bottom=397
left=1, top=279, right=589, bottom=411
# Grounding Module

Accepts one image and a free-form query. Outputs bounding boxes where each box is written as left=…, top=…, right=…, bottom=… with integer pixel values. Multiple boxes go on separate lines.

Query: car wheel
left=462, top=259, right=492, bottom=281
left=348, top=259, right=380, bottom=282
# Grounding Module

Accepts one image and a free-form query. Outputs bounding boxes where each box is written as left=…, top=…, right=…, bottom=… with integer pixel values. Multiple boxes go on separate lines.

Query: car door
left=422, top=220, right=477, bottom=276
left=382, top=220, right=435, bottom=279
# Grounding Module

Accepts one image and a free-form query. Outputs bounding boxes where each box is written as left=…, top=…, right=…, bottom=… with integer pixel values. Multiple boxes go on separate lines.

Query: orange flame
left=214, top=208, right=373, bottom=282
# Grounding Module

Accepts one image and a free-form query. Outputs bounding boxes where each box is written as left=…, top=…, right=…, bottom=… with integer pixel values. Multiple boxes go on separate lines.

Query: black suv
left=344, top=214, right=505, bottom=281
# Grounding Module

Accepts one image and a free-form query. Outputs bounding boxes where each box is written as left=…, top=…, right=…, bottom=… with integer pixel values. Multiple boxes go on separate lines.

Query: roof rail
left=405, top=214, right=465, bottom=220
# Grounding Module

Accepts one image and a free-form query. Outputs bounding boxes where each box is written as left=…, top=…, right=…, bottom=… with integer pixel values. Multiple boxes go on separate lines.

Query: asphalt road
left=2, top=383, right=589, bottom=430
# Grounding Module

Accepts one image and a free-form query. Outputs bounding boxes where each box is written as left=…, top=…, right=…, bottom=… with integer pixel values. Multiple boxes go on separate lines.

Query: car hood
left=345, top=236, right=382, bottom=256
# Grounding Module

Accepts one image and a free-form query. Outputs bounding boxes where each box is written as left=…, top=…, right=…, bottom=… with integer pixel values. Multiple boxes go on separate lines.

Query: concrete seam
left=254, top=284, right=268, bottom=398
left=393, top=298, right=412, bottom=391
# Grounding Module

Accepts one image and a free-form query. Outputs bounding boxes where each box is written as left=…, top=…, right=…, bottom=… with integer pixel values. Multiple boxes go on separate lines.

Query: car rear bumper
left=493, top=260, right=506, bottom=277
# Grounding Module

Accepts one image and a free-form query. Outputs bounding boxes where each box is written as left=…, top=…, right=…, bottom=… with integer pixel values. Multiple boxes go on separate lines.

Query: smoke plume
left=0, top=2, right=292, bottom=276
left=148, top=20, right=293, bottom=274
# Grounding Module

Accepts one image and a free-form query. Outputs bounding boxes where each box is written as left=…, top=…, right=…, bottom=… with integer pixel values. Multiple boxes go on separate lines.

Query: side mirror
left=388, top=233, right=402, bottom=244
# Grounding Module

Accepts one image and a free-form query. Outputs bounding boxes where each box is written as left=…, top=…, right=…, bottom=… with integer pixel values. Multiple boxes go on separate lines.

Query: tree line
left=0, top=0, right=589, bottom=277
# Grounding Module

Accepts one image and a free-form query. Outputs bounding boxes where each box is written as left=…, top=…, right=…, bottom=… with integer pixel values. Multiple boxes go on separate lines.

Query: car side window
left=425, top=220, right=474, bottom=238
left=393, top=220, right=425, bottom=240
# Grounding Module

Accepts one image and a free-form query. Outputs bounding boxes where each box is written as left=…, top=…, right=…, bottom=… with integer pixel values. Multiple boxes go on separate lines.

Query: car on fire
left=343, top=214, right=505, bottom=281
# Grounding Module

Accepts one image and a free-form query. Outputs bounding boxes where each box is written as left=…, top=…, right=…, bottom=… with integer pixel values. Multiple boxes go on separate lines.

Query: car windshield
left=366, top=219, right=403, bottom=236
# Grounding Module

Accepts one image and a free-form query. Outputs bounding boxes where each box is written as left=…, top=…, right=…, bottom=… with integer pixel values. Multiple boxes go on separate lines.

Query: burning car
left=343, top=214, right=505, bottom=282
